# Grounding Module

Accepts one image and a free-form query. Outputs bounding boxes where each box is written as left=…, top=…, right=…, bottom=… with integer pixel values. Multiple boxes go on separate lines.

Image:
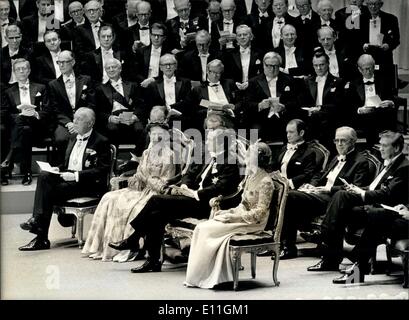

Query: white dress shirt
left=18, top=81, right=31, bottom=105
left=369, top=16, right=382, bottom=46
left=272, top=17, right=285, bottom=48
left=111, top=79, right=128, bottom=113
left=315, top=74, right=327, bottom=106
left=63, top=73, right=76, bottom=108
left=68, top=129, right=93, bottom=173
left=320, top=17, right=330, bottom=27
left=166, top=0, right=178, bottom=21
left=199, top=53, right=209, bottom=82
left=91, top=22, right=101, bottom=49
left=208, top=82, right=229, bottom=105
left=325, top=49, right=339, bottom=77
left=368, top=153, right=401, bottom=191
left=284, top=45, right=298, bottom=70
left=363, top=76, right=376, bottom=98
left=164, top=76, right=176, bottom=108
left=38, top=14, right=47, bottom=42
left=148, top=46, right=161, bottom=78
left=54, top=0, right=65, bottom=22
left=139, top=24, right=150, bottom=46
left=245, top=0, right=253, bottom=14
left=301, top=11, right=312, bottom=22
left=101, top=48, right=114, bottom=83
left=8, top=47, right=19, bottom=83
left=280, top=142, right=302, bottom=179
left=13, top=0, right=19, bottom=20
left=267, top=76, right=277, bottom=98
left=324, top=155, right=347, bottom=190
left=1, top=18, right=8, bottom=48
left=50, top=50, right=62, bottom=78
left=223, top=19, right=234, bottom=49
left=240, top=46, right=251, bottom=82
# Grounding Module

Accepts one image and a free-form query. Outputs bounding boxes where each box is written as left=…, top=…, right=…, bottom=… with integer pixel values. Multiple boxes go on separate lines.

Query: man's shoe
left=279, top=246, right=298, bottom=260
left=307, top=259, right=339, bottom=272
left=20, top=217, right=38, bottom=231
left=109, top=238, right=139, bottom=251
left=18, top=237, right=50, bottom=251
left=131, top=259, right=162, bottom=273
left=21, top=173, right=32, bottom=185
left=257, top=249, right=273, bottom=257
left=300, top=230, right=322, bottom=244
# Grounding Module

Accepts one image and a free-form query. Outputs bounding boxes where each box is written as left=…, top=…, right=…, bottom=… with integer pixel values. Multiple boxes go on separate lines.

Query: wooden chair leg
left=231, top=249, right=241, bottom=291
left=251, top=252, right=256, bottom=279
left=77, top=213, right=84, bottom=249
left=272, top=246, right=280, bottom=287
left=71, top=220, right=77, bottom=239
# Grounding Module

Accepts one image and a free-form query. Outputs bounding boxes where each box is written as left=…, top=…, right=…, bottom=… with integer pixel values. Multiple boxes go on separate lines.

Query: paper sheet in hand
left=365, top=95, right=382, bottom=107
left=380, top=204, right=400, bottom=213
left=17, top=104, right=36, bottom=111
left=119, top=111, right=134, bottom=121
left=36, top=161, right=60, bottom=174
left=200, top=99, right=224, bottom=110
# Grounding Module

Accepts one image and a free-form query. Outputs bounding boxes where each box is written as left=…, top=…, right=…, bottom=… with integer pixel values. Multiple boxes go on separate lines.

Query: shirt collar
left=18, top=80, right=29, bottom=87
left=50, top=50, right=61, bottom=58
left=325, top=48, right=336, bottom=55
left=110, top=78, right=123, bottom=86
left=1, top=18, right=9, bottom=25
left=363, top=77, right=375, bottom=83
left=180, top=19, right=189, bottom=25
left=223, top=19, right=233, bottom=24
left=274, top=16, right=284, bottom=23
left=101, top=47, right=113, bottom=54
left=301, top=11, right=312, bottom=20
left=77, top=129, right=93, bottom=141
left=384, top=153, right=401, bottom=168
left=287, top=141, right=304, bottom=151
left=208, top=81, right=220, bottom=87
left=240, top=46, right=250, bottom=54
left=320, top=17, right=330, bottom=25
left=9, top=47, right=19, bottom=57
left=259, top=10, right=269, bottom=18
left=76, top=18, right=85, bottom=25
left=316, top=73, right=328, bottom=82
left=164, top=75, right=176, bottom=83
left=198, top=52, right=210, bottom=58
left=284, top=45, right=296, bottom=53
left=63, top=73, right=75, bottom=83
left=266, top=76, right=278, bottom=82
left=151, top=46, right=161, bottom=52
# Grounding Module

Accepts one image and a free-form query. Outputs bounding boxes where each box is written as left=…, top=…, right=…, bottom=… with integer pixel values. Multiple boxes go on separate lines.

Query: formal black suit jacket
left=4, top=81, right=47, bottom=118
left=94, top=80, right=147, bottom=128
left=73, top=19, right=108, bottom=59
left=347, top=73, right=393, bottom=112
left=210, top=18, right=242, bottom=51
left=145, top=76, right=191, bottom=114
left=274, top=142, right=317, bottom=189
left=178, top=49, right=219, bottom=82
left=301, top=73, right=344, bottom=113
left=46, top=74, right=95, bottom=127
left=61, top=129, right=111, bottom=194
left=32, top=50, right=60, bottom=84
left=360, top=10, right=400, bottom=66
left=21, top=14, right=62, bottom=50
left=166, top=15, right=207, bottom=50
left=0, top=45, right=31, bottom=85
left=82, top=47, right=127, bottom=83
left=273, top=44, right=312, bottom=77
left=8, top=0, right=37, bottom=21
left=258, top=13, right=298, bottom=53
left=222, top=46, right=263, bottom=83
left=181, top=156, right=241, bottom=205
left=310, top=149, right=370, bottom=194
left=132, top=45, right=170, bottom=83
left=294, top=10, right=321, bottom=52
left=364, top=154, right=409, bottom=207
left=335, top=5, right=370, bottom=60
left=246, top=72, right=300, bottom=121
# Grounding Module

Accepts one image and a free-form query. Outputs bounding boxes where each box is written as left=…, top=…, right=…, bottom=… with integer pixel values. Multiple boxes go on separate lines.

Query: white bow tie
left=223, top=19, right=233, bottom=24
left=274, top=17, right=284, bottom=24
left=209, top=82, right=220, bottom=87
left=111, top=80, right=122, bottom=87
left=285, top=46, right=296, bottom=54
left=102, top=49, right=113, bottom=55
left=383, top=160, right=392, bottom=168
left=326, top=50, right=336, bottom=56
left=259, top=12, right=269, bottom=18
left=240, top=47, right=250, bottom=54
left=198, top=53, right=209, bottom=58
left=287, top=144, right=298, bottom=151
left=164, top=76, right=176, bottom=84
left=337, top=155, right=346, bottom=162
left=316, top=76, right=326, bottom=83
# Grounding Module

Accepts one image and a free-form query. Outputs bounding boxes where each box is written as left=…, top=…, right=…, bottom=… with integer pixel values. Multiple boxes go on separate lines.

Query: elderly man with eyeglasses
left=277, top=126, right=370, bottom=260
left=308, top=130, right=409, bottom=275
left=246, top=51, right=302, bottom=142
left=60, top=1, right=86, bottom=44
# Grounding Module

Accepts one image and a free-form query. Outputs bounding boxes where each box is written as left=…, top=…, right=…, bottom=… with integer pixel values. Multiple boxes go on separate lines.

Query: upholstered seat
left=229, top=232, right=274, bottom=246
left=386, top=238, right=409, bottom=288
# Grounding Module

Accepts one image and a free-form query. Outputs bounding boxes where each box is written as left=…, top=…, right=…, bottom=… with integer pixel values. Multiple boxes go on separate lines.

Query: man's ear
left=300, top=129, right=305, bottom=137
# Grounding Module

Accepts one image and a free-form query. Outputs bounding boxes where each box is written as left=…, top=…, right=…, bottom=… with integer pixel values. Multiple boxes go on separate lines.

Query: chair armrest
left=110, top=176, right=129, bottom=190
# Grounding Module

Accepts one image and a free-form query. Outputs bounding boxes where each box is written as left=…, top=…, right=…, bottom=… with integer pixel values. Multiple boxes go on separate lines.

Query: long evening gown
left=185, top=168, right=274, bottom=288
left=81, top=145, right=176, bottom=261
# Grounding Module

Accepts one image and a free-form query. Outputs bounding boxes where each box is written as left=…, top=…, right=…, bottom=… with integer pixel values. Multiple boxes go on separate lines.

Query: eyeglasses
left=333, top=139, right=350, bottom=144
left=296, top=4, right=310, bottom=9
left=7, top=36, right=22, bottom=40
left=137, top=13, right=151, bottom=17
left=151, top=33, right=165, bottom=38
left=264, top=64, right=280, bottom=68
left=160, top=63, right=176, bottom=67
left=85, top=8, right=100, bottom=14
left=222, top=9, right=235, bottom=13
left=57, top=60, right=73, bottom=65
left=208, top=70, right=222, bottom=75
left=70, top=9, right=83, bottom=15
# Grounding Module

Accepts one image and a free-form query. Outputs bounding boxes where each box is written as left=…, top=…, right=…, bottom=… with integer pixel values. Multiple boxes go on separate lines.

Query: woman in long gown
left=185, top=142, right=275, bottom=288
left=82, top=123, right=177, bottom=261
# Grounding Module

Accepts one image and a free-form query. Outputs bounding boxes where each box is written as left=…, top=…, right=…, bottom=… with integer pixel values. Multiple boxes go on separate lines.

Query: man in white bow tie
left=309, top=130, right=409, bottom=274
left=18, top=107, right=111, bottom=251
left=278, top=126, right=370, bottom=259
left=2, top=59, right=48, bottom=185
left=347, top=53, right=395, bottom=147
